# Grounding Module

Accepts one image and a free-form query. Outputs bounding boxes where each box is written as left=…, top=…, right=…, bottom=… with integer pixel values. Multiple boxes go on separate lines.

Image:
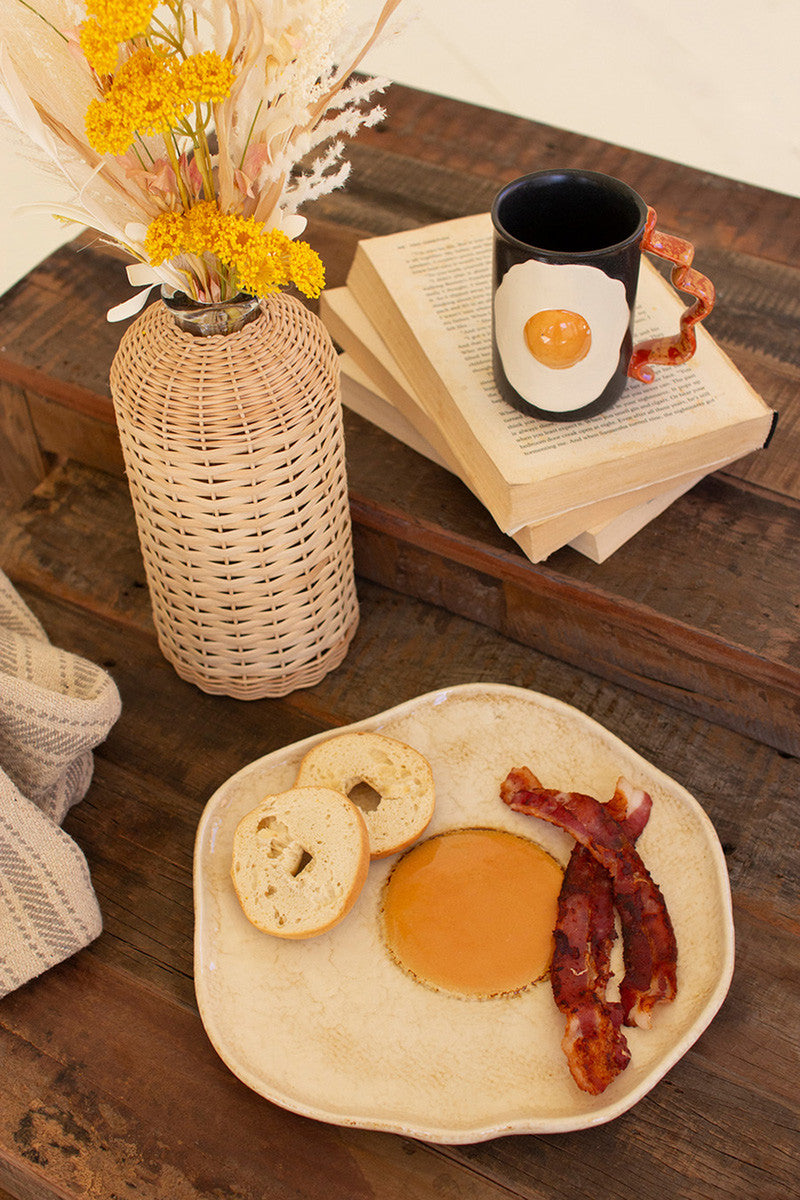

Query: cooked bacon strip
left=551, top=776, right=652, bottom=1094
left=501, top=767, right=677, bottom=1031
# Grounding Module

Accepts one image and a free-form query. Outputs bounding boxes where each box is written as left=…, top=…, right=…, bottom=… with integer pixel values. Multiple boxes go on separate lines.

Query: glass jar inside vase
left=161, top=288, right=263, bottom=336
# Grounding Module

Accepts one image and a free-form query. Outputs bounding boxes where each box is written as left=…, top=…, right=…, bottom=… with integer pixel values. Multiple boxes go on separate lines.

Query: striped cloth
left=0, top=571, right=121, bottom=997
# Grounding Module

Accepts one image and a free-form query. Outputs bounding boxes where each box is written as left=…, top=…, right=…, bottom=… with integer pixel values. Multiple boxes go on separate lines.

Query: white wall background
left=2, top=0, right=798, bottom=297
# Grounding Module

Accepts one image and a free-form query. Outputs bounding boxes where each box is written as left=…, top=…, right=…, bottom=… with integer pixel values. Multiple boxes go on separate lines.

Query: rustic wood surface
left=0, top=84, right=798, bottom=1200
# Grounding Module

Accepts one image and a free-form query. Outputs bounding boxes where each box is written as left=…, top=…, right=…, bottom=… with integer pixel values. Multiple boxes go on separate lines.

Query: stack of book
left=321, top=213, right=775, bottom=563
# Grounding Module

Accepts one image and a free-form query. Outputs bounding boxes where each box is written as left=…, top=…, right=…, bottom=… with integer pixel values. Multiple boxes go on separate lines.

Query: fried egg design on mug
left=494, top=261, right=629, bottom=413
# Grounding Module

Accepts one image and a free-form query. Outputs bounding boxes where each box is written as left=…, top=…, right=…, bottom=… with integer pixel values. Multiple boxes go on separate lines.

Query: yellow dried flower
left=142, top=201, right=325, bottom=302
left=79, top=19, right=119, bottom=76
left=176, top=52, right=236, bottom=105
left=117, top=48, right=188, bottom=137
left=84, top=0, right=158, bottom=43
left=84, top=93, right=135, bottom=156
left=144, top=210, right=188, bottom=266
left=217, top=217, right=282, bottom=295
left=84, top=48, right=187, bottom=154
left=288, top=239, right=326, bottom=299
left=185, top=200, right=226, bottom=256
left=262, top=227, right=297, bottom=290
left=231, top=225, right=325, bottom=299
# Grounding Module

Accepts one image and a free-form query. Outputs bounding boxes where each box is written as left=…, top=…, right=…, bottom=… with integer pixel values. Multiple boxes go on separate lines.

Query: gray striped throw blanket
left=0, top=570, right=121, bottom=997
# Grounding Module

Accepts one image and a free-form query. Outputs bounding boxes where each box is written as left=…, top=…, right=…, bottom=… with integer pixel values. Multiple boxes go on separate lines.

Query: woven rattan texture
left=110, top=294, right=359, bottom=698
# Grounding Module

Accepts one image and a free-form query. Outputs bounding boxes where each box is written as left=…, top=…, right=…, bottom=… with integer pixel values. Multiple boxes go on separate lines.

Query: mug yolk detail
left=524, top=309, right=592, bottom=369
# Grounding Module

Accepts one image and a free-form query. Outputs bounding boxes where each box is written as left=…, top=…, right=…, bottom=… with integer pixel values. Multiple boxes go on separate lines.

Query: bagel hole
left=348, top=780, right=382, bottom=812
left=290, top=848, right=314, bottom=877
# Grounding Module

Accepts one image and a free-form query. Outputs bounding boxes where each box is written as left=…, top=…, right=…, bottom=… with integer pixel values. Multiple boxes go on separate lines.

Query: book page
left=353, top=214, right=772, bottom=490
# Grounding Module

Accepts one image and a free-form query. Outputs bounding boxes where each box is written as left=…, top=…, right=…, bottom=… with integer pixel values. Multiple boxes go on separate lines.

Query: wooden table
left=1, top=84, right=798, bottom=1200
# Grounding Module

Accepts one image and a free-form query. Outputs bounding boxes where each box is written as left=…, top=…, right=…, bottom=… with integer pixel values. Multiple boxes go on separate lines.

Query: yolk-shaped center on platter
left=524, top=309, right=592, bottom=369
left=381, top=828, right=563, bottom=998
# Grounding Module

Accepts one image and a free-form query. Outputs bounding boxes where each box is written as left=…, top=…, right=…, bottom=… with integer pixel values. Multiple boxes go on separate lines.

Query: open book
left=343, top=213, right=774, bottom=532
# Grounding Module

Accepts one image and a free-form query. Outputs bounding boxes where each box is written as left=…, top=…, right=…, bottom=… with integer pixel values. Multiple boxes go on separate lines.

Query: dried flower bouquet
left=0, top=0, right=401, bottom=314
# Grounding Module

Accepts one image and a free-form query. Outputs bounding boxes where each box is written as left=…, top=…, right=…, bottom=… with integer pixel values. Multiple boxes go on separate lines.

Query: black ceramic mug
left=491, top=168, right=715, bottom=421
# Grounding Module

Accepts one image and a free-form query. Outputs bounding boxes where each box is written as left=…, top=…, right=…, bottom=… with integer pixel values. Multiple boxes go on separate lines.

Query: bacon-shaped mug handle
left=627, top=207, right=716, bottom=384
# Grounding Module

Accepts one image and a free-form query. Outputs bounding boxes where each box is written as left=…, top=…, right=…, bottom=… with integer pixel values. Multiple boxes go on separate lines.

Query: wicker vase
left=109, top=289, right=359, bottom=699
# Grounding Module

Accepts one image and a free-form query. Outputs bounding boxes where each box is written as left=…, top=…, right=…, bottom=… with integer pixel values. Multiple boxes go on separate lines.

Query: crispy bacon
left=550, top=776, right=652, bottom=1094
left=501, top=766, right=677, bottom=1031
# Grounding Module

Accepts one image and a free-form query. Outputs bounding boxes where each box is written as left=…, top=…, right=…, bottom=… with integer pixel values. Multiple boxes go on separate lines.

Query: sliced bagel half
left=295, top=731, right=435, bottom=858
left=230, top=786, right=370, bottom=938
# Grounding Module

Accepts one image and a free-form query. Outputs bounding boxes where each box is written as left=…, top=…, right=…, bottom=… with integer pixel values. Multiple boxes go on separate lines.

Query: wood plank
left=2, top=852, right=795, bottom=1200
left=0, top=382, right=46, bottom=506
left=0, top=243, right=125, bottom=413
left=2, top=153, right=798, bottom=516
left=25, top=394, right=124, bottom=477
left=4, top=88, right=799, bottom=394
left=350, top=495, right=800, bottom=756
left=3, top=226, right=797, bottom=507
left=696, top=247, right=800, bottom=501
left=719, top=351, right=800, bottom=499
